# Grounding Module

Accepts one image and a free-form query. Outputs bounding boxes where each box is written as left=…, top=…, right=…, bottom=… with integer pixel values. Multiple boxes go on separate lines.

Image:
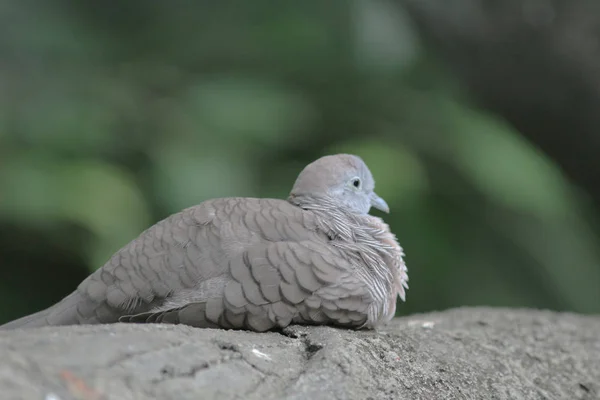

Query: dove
left=0, top=154, right=408, bottom=332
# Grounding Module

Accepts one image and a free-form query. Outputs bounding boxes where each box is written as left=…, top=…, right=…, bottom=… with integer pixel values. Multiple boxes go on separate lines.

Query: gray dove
left=0, top=154, right=408, bottom=332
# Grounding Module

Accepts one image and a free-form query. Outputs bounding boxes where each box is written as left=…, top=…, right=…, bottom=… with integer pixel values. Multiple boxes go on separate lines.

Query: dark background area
left=1, top=0, right=599, bottom=323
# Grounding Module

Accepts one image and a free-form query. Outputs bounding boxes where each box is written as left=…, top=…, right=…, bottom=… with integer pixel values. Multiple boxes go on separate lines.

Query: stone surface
left=0, top=307, right=598, bottom=400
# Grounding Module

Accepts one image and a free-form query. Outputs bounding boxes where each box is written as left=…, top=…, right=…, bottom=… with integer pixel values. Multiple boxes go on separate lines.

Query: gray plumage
left=1, top=154, right=408, bottom=331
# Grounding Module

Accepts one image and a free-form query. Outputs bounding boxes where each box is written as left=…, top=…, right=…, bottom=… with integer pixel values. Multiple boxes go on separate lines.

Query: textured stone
left=0, top=307, right=598, bottom=400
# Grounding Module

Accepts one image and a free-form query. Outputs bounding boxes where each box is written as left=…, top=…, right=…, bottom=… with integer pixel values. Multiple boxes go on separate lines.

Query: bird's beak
left=370, top=192, right=390, bottom=213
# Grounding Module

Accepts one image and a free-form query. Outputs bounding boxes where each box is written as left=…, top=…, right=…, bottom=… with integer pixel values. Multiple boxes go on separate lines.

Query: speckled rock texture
left=0, top=307, right=598, bottom=400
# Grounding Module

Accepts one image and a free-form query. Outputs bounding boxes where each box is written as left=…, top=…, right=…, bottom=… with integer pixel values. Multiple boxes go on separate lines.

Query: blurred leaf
left=0, top=2, right=106, bottom=60
left=152, top=142, right=259, bottom=213
left=449, top=102, right=573, bottom=221
left=12, top=74, right=141, bottom=154
left=58, top=161, right=151, bottom=270
left=16, top=89, right=114, bottom=153
left=0, top=154, right=64, bottom=220
left=184, top=76, right=316, bottom=144
left=432, top=100, right=600, bottom=312
left=352, top=0, right=420, bottom=73
left=0, top=153, right=151, bottom=271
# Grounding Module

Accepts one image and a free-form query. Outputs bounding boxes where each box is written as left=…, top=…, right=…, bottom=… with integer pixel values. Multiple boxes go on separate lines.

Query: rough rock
left=0, top=307, right=598, bottom=400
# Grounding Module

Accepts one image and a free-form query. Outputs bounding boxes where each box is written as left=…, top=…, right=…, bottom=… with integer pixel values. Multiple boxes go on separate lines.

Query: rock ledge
left=1, top=307, right=598, bottom=400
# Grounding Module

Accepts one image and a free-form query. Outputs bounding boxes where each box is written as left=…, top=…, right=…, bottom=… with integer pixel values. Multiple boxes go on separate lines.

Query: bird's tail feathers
left=0, top=292, right=84, bottom=330
left=0, top=308, right=54, bottom=330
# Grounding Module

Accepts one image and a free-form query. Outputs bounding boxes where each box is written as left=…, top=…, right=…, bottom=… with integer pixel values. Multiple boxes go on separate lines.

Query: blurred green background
left=1, top=0, right=599, bottom=323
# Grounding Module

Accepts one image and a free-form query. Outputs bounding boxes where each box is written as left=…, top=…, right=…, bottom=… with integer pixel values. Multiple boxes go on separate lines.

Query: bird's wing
left=118, top=198, right=375, bottom=331
left=121, top=239, right=374, bottom=331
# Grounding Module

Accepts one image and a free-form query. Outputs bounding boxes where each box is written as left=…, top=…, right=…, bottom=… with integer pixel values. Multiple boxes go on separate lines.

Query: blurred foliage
left=0, top=0, right=598, bottom=323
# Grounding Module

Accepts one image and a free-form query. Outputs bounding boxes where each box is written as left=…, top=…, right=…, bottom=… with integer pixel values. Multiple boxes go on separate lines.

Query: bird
left=0, top=154, right=408, bottom=332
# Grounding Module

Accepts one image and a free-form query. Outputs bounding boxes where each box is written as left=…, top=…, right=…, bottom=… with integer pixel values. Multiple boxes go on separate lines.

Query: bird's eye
left=351, top=178, right=361, bottom=188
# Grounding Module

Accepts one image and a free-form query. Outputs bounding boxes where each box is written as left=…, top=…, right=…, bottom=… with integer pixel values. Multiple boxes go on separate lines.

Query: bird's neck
left=288, top=193, right=386, bottom=241
left=288, top=193, right=338, bottom=211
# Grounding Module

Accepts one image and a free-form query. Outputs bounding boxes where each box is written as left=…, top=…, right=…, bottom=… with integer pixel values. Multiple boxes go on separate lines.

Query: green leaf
left=152, top=143, right=259, bottom=213
left=0, top=153, right=151, bottom=271
left=184, top=76, right=316, bottom=144
left=449, top=103, right=573, bottom=221
left=352, top=0, right=420, bottom=73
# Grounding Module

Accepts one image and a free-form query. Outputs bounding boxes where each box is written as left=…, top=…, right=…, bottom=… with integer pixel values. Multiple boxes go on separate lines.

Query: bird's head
left=289, top=154, right=389, bottom=215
